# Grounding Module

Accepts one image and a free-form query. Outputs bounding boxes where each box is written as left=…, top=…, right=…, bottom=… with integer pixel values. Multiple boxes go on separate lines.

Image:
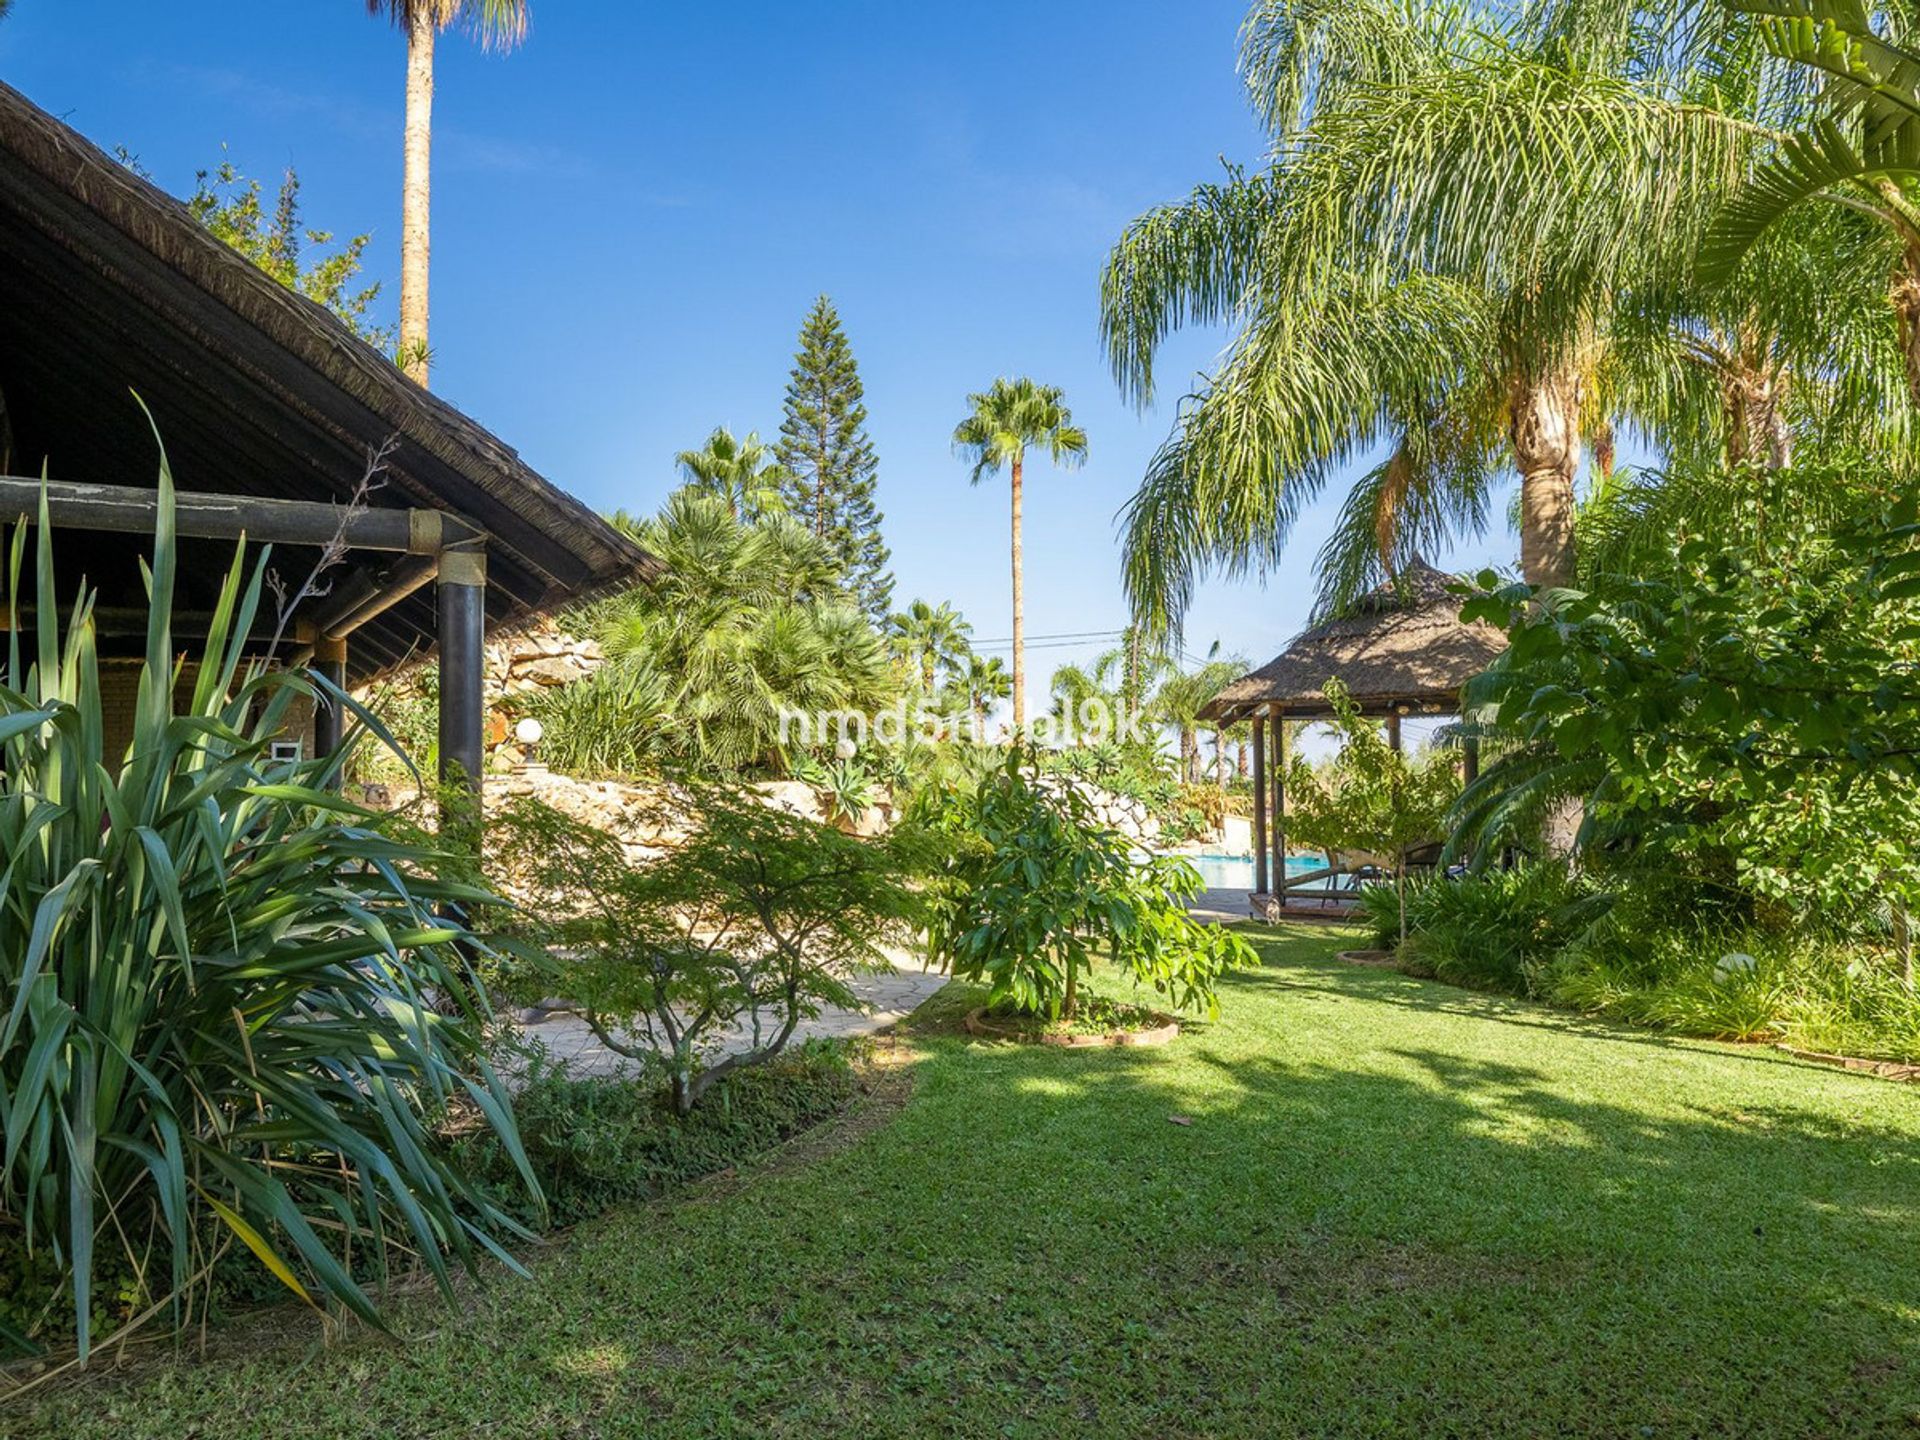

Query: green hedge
left=454, top=1041, right=861, bottom=1227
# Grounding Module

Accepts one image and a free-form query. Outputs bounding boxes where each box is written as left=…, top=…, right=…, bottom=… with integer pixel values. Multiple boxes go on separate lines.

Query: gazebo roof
left=1201, top=562, right=1507, bottom=721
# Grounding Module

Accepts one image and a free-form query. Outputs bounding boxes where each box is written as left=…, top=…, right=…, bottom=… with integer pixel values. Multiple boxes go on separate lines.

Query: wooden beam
left=0, top=474, right=479, bottom=554
left=1251, top=711, right=1268, bottom=896
left=1270, top=709, right=1288, bottom=899
left=306, top=555, right=439, bottom=642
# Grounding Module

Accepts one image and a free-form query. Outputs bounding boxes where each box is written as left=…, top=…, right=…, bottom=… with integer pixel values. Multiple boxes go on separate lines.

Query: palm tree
left=676, top=427, right=790, bottom=522
left=952, top=379, right=1088, bottom=730
left=1705, top=0, right=1920, bottom=405
left=365, top=1, right=529, bottom=387
left=1150, top=650, right=1243, bottom=784
left=957, top=653, right=1013, bottom=739
left=1048, top=660, right=1108, bottom=742
left=582, top=491, right=894, bottom=773
left=886, top=599, right=972, bottom=694
left=1102, top=0, right=1903, bottom=627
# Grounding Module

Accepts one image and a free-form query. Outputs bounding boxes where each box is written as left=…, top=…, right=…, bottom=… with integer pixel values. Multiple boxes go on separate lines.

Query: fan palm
left=675, top=427, right=791, bottom=522
left=364, top=1, right=530, bottom=386
left=886, top=598, right=973, bottom=694
left=582, top=491, right=893, bottom=773
left=952, top=379, right=1089, bottom=730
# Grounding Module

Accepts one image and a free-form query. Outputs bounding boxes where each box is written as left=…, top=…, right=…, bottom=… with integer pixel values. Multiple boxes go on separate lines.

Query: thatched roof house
left=0, top=81, right=659, bottom=785
left=1201, top=562, right=1506, bottom=723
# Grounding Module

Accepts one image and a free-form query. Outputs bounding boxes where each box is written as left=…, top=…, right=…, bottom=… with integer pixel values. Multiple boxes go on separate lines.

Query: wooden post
left=1463, top=734, right=1480, bottom=785
left=312, top=634, right=348, bottom=777
left=1271, top=709, right=1288, bottom=901
left=437, top=546, right=487, bottom=829
left=1386, top=709, right=1403, bottom=754
left=1251, top=709, right=1269, bottom=897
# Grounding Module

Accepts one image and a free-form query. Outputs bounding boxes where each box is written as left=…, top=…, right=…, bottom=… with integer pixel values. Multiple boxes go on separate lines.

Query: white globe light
left=514, top=717, right=545, bottom=747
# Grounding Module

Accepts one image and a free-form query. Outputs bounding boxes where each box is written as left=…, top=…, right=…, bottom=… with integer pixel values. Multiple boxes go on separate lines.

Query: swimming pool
left=1183, top=852, right=1329, bottom=890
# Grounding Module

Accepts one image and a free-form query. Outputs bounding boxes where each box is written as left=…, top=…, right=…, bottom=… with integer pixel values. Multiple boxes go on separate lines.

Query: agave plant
left=792, top=753, right=880, bottom=824
left=0, top=438, right=536, bottom=1359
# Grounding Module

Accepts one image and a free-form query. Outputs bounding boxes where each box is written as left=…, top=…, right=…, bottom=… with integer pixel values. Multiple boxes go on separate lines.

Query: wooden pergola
left=0, top=81, right=660, bottom=802
left=1199, top=563, right=1508, bottom=918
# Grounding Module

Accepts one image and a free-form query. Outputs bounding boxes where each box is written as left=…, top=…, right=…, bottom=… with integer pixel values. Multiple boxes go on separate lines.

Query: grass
left=15, top=922, right=1920, bottom=1437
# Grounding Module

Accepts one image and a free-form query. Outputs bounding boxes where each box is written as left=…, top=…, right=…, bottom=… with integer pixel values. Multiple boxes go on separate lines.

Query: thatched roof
left=0, top=81, right=659, bottom=682
left=1201, top=562, right=1506, bottom=721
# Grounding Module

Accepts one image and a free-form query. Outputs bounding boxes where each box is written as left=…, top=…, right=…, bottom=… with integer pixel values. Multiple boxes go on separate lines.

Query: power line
left=970, top=639, right=1129, bottom=655
left=967, top=633, right=1128, bottom=652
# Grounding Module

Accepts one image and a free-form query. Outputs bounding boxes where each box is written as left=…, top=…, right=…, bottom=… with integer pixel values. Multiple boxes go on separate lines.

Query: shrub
left=1388, top=866, right=1599, bottom=994
left=488, top=785, right=922, bottom=1114
left=1458, top=464, right=1920, bottom=959
left=0, top=461, right=532, bottom=1359
left=918, top=749, right=1255, bottom=1019
left=518, top=654, right=675, bottom=778
left=1548, top=916, right=1920, bottom=1058
left=456, top=1042, right=858, bottom=1227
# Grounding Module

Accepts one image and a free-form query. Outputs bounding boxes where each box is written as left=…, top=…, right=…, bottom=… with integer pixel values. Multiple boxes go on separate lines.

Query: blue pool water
left=1185, top=852, right=1328, bottom=890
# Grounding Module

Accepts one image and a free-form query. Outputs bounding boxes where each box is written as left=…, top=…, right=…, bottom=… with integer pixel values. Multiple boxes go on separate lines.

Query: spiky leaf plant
left=0, top=434, right=536, bottom=1360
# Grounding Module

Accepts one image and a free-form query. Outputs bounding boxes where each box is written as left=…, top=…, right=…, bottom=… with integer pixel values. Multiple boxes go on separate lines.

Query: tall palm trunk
left=1010, top=450, right=1025, bottom=731
left=400, top=10, right=435, bottom=388
left=1509, top=366, right=1583, bottom=590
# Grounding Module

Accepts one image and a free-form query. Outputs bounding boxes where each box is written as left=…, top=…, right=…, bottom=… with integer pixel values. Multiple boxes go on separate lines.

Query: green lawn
left=18, top=922, right=1920, bottom=1438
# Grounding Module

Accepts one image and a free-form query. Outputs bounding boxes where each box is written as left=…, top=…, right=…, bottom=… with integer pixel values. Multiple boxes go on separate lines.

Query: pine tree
left=777, top=296, right=893, bottom=621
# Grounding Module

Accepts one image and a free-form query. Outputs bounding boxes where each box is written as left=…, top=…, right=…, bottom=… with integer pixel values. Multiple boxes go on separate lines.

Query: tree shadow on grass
left=907, top=963, right=1920, bottom=1433
left=25, top=948, right=1920, bottom=1439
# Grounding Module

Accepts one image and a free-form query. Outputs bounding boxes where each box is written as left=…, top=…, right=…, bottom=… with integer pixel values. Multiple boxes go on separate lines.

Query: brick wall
left=99, top=661, right=316, bottom=762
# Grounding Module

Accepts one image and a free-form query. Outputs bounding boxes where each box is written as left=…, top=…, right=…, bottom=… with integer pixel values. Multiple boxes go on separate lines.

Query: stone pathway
left=511, top=949, right=950, bottom=1079
left=517, top=890, right=1269, bottom=1079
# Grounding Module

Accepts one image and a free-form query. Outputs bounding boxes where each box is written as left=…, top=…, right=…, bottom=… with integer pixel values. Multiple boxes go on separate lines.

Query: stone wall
left=1039, top=777, right=1163, bottom=846
left=481, top=626, right=606, bottom=767
left=472, top=765, right=893, bottom=860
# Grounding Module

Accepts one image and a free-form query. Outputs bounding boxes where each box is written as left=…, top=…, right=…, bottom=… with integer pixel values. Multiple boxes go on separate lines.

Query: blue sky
left=2, top=0, right=1518, bottom=715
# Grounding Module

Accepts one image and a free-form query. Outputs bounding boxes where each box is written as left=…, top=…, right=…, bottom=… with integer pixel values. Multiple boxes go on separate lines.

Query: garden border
left=962, top=1007, right=1180, bottom=1048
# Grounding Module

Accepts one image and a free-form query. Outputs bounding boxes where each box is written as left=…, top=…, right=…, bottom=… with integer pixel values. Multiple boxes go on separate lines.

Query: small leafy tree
left=1284, top=681, right=1461, bottom=943
left=489, top=786, right=922, bottom=1113
left=919, top=750, right=1255, bottom=1019
left=187, top=153, right=393, bottom=350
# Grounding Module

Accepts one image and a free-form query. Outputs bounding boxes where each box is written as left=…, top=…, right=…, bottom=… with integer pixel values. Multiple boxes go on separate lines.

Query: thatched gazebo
left=1198, top=562, right=1507, bottom=918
